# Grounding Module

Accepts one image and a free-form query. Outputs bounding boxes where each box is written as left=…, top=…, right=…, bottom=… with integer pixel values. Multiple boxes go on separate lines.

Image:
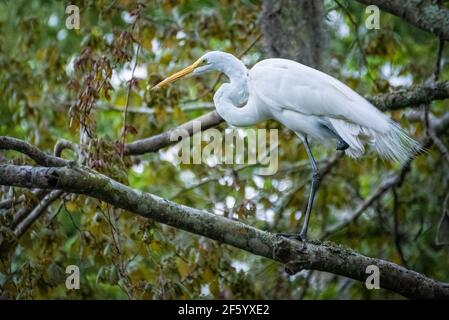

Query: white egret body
left=154, top=51, right=419, bottom=240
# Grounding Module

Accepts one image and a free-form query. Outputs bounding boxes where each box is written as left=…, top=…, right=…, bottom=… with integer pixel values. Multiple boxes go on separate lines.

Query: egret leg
left=299, top=136, right=320, bottom=240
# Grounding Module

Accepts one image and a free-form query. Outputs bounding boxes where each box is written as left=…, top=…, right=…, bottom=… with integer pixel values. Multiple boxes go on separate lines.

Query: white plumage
left=153, top=51, right=420, bottom=239
left=247, top=57, right=419, bottom=163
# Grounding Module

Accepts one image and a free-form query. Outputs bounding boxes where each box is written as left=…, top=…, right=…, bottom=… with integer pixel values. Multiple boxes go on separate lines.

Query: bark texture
left=260, top=0, right=327, bottom=69
left=355, top=0, right=449, bottom=40
left=1, top=164, right=449, bottom=299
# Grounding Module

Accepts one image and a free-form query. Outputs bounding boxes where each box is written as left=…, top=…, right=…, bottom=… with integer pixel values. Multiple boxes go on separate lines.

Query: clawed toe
left=276, top=232, right=304, bottom=242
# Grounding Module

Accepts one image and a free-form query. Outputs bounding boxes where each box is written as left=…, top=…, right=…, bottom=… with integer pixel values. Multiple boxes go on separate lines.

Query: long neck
left=213, top=56, right=262, bottom=126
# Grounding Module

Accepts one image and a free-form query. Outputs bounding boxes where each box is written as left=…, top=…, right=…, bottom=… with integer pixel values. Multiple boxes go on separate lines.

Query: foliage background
left=0, top=0, right=448, bottom=299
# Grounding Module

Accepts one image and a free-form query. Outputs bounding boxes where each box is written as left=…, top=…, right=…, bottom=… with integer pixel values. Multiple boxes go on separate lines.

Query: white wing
left=248, top=58, right=421, bottom=163
left=249, top=58, right=390, bottom=133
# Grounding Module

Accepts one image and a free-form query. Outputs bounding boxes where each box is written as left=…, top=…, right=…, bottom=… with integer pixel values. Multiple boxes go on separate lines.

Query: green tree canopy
left=0, top=0, right=449, bottom=299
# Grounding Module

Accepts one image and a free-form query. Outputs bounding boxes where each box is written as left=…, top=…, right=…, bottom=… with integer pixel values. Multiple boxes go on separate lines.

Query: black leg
left=299, top=136, right=320, bottom=240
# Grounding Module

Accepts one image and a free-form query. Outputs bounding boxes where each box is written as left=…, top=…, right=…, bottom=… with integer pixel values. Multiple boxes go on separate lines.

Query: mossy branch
left=0, top=163, right=448, bottom=299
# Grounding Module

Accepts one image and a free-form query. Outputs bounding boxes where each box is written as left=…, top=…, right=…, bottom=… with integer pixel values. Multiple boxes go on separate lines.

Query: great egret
left=153, top=51, right=419, bottom=240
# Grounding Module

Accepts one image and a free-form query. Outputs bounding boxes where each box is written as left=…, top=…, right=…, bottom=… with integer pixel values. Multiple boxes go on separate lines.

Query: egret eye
left=203, top=59, right=207, bottom=64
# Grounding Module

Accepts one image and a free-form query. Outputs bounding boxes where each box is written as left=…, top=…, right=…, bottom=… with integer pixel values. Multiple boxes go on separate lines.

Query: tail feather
left=373, top=121, right=421, bottom=163
left=329, top=118, right=420, bottom=164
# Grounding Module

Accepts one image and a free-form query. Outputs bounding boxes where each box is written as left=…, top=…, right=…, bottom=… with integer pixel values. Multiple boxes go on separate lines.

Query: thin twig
left=434, top=39, right=445, bottom=82
left=6, top=137, right=77, bottom=237
left=392, top=187, right=408, bottom=267
left=334, top=0, right=375, bottom=81
left=435, top=192, right=449, bottom=247
left=121, top=43, right=141, bottom=158
left=13, top=190, right=63, bottom=238
left=426, top=39, right=449, bottom=162
left=0, top=136, right=67, bottom=167
left=120, top=10, right=142, bottom=159
left=322, top=161, right=411, bottom=238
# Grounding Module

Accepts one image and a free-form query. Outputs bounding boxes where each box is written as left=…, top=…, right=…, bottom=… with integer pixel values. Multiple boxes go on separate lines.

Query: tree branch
left=0, top=138, right=74, bottom=233
left=53, top=139, right=78, bottom=160
left=368, top=81, right=449, bottom=111
left=13, top=190, right=63, bottom=238
left=355, top=0, right=449, bottom=40
left=0, top=164, right=448, bottom=299
left=126, top=81, right=449, bottom=155
left=321, top=169, right=406, bottom=238
left=0, top=137, right=68, bottom=167
left=125, top=111, right=223, bottom=155
left=322, top=111, right=449, bottom=238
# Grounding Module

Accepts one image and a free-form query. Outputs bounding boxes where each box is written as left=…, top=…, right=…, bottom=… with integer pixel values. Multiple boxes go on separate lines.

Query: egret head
left=152, top=51, right=231, bottom=90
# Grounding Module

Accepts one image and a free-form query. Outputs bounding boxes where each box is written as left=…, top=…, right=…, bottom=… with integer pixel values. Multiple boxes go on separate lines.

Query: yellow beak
left=152, top=59, right=202, bottom=90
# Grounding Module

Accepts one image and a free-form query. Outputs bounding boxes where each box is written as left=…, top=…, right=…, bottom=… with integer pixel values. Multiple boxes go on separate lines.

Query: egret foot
left=277, top=232, right=303, bottom=241
left=276, top=233, right=307, bottom=251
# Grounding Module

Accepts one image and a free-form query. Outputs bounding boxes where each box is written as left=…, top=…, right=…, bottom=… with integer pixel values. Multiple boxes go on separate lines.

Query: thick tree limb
left=0, top=164, right=448, bottom=299
left=369, top=81, right=449, bottom=111
left=355, top=0, right=449, bottom=40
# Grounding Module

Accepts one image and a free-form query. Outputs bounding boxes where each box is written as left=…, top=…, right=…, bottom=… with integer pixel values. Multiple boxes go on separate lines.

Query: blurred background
left=0, top=0, right=448, bottom=299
